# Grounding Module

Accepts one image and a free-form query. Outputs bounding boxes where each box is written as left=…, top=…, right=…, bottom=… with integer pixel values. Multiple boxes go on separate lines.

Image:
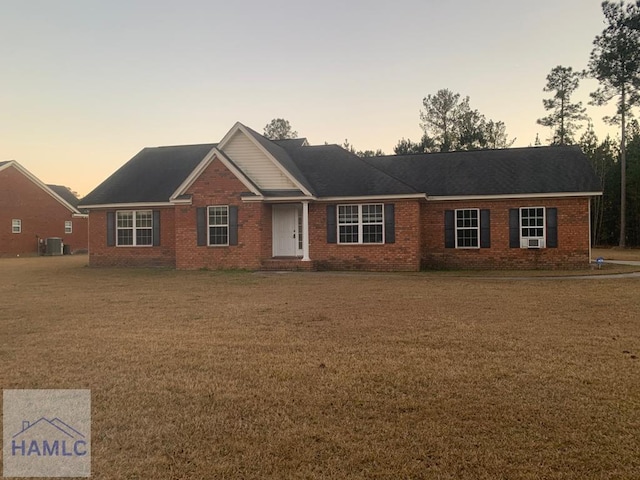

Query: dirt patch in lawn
left=2, top=255, right=640, bottom=479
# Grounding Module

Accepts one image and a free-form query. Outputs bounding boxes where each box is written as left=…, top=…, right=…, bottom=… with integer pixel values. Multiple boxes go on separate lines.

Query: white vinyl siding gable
left=221, top=131, right=298, bottom=190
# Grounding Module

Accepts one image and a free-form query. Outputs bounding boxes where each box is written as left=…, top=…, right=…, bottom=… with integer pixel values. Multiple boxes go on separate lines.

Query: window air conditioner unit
left=521, top=238, right=545, bottom=249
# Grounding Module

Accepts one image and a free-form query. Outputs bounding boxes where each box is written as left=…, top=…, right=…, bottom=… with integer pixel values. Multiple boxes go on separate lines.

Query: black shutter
left=326, top=205, right=337, bottom=244
left=106, top=211, right=115, bottom=247
left=384, top=204, right=395, bottom=244
left=152, top=210, right=161, bottom=246
left=480, top=209, right=491, bottom=248
left=509, top=209, right=520, bottom=248
left=196, top=207, right=207, bottom=246
left=229, top=206, right=238, bottom=246
left=546, top=207, right=558, bottom=248
left=444, top=210, right=455, bottom=248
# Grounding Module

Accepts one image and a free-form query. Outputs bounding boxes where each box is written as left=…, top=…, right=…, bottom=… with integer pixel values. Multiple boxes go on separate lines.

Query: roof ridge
left=370, top=144, right=579, bottom=159
left=150, top=142, right=217, bottom=149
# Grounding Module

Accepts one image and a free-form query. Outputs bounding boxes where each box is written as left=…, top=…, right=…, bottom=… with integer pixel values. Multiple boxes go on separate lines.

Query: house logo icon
left=3, top=389, right=91, bottom=477
left=11, top=417, right=88, bottom=457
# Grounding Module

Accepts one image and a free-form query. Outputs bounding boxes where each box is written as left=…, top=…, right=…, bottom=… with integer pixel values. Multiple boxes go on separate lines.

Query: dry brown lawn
left=1, top=256, right=639, bottom=479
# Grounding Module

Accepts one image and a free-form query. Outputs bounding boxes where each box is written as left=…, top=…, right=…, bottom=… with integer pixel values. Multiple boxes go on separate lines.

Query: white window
left=208, top=206, right=229, bottom=246
left=338, top=204, right=384, bottom=244
left=12, top=219, right=21, bottom=234
left=520, top=207, right=545, bottom=248
left=116, top=210, right=152, bottom=246
left=455, top=209, right=479, bottom=248
left=65, top=220, right=73, bottom=234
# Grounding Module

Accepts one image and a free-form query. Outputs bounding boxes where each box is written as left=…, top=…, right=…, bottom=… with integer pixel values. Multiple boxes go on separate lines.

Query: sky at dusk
left=0, top=0, right=623, bottom=196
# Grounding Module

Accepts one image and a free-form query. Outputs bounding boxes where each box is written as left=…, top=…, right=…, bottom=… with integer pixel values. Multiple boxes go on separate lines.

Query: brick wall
left=421, top=197, right=592, bottom=269
left=0, top=165, right=88, bottom=256
left=175, top=158, right=271, bottom=270
left=88, top=208, right=176, bottom=267
left=309, top=200, right=422, bottom=271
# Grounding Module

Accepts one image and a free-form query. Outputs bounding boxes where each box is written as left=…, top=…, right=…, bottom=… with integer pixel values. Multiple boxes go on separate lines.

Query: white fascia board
left=170, top=147, right=262, bottom=200
left=3, top=160, right=82, bottom=214
left=78, top=202, right=174, bottom=209
left=220, top=122, right=313, bottom=197
left=427, top=191, right=603, bottom=201
left=316, top=193, right=427, bottom=202
left=170, top=197, right=192, bottom=205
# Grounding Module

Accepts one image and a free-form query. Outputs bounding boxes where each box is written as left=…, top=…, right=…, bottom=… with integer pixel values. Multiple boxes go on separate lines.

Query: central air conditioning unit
left=521, top=238, right=545, bottom=249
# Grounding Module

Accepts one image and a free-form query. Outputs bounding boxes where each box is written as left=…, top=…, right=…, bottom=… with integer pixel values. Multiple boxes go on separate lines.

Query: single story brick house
left=0, top=160, right=88, bottom=257
left=79, top=122, right=602, bottom=270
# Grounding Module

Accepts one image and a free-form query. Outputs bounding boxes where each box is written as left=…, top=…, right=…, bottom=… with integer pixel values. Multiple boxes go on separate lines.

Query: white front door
left=272, top=205, right=301, bottom=257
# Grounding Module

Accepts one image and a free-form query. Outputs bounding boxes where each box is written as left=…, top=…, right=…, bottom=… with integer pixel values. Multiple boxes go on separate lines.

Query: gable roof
left=218, top=123, right=314, bottom=195
left=0, top=160, right=84, bottom=214
left=80, top=143, right=216, bottom=206
left=363, top=145, right=602, bottom=198
left=79, top=125, right=602, bottom=208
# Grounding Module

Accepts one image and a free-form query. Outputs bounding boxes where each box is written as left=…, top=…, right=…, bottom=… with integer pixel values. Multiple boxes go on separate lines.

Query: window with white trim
left=12, top=219, right=21, bottom=234
left=116, top=210, right=152, bottom=246
left=65, top=220, right=73, bottom=234
left=455, top=209, right=479, bottom=248
left=208, top=206, right=229, bottom=246
left=520, top=207, right=545, bottom=248
left=338, top=204, right=384, bottom=244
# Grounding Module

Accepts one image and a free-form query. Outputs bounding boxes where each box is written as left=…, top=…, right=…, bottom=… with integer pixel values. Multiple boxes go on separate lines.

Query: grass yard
left=1, top=256, right=640, bottom=479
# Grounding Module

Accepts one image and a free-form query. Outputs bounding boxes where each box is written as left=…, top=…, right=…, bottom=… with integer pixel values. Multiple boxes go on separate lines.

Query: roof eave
left=427, top=191, right=603, bottom=201
left=78, top=202, right=176, bottom=209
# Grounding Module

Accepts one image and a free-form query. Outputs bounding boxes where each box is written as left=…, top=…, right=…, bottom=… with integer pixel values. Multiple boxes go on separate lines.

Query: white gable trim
left=427, top=192, right=603, bottom=201
left=170, top=147, right=262, bottom=200
left=217, top=122, right=313, bottom=196
left=0, top=160, right=82, bottom=214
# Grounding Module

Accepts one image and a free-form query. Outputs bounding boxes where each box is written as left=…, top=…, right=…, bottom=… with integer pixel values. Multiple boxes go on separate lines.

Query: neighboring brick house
left=0, top=160, right=88, bottom=257
left=79, top=122, right=602, bottom=271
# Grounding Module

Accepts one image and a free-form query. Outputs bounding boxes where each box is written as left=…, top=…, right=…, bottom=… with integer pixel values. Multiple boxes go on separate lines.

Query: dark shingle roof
left=47, top=184, right=80, bottom=208
left=0, top=161, right=9, bottom=167
left=363, top=146, right=602, bottom=196
left=80, top=144, right=215, bottom=205
left=284, top=145, right=418, bottom=197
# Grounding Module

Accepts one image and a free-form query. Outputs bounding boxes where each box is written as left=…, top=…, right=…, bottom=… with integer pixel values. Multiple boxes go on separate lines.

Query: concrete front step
left=261, top=258, right=317, bottom=271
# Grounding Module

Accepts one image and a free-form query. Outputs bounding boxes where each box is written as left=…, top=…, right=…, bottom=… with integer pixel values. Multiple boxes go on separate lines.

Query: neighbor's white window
left=65, top=220, right=73, bottom=234
left=338, top=204, right=384, bottom=244
left=455, top=209, right=479, bottom=248
left=12, top=219, right=21, bottom=234
left=520, top=207, right=545, bottom=248
left=208, top=206, right=229, bottom=246
left=116, top=210, right=152, bottom=246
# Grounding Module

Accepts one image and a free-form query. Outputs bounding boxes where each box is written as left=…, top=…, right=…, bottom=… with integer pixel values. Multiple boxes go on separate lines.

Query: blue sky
left=0, top=0, right=620, bottom=195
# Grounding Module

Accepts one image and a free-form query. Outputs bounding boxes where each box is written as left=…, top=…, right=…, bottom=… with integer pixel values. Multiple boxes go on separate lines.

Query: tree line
left=263, top=1, right=640, bottom=247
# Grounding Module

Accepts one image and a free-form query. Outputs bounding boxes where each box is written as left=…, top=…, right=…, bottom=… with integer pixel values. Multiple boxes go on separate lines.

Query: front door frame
left=272, top=204, right=302, bottom=257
